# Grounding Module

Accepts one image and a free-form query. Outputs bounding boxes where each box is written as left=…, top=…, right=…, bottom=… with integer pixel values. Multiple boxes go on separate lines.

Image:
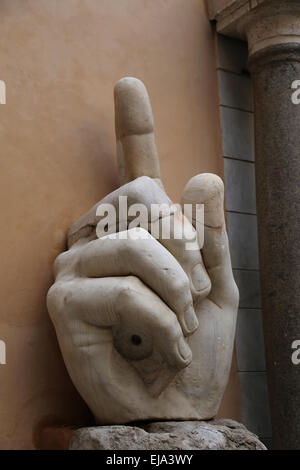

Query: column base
left=68, top=419, right=266, bottom=450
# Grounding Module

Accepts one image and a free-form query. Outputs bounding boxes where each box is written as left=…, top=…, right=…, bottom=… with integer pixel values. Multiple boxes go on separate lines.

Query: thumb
left=182, top=173, right=239, bottom=310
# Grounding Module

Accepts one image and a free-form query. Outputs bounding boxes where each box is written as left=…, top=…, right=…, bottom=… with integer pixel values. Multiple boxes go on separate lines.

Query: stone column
left=209, top=0, right=300, bottom=449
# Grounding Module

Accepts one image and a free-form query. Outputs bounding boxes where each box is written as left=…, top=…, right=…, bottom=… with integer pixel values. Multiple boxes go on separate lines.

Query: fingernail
left=177, top=337, right=192, bottom=363
left=184, top=305, right=199, bottom=334
left=191, top=263, right=210, bottom=292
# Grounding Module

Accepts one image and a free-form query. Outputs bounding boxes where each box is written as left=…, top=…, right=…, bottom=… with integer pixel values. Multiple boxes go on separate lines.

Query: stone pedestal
left=68, top=420, right=266, bottom=450
left=210, top=0, right=300, bottom=449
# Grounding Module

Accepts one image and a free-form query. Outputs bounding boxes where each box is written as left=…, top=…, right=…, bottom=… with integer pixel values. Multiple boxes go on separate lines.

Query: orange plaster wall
left=0, top=0, right=240, bottom=449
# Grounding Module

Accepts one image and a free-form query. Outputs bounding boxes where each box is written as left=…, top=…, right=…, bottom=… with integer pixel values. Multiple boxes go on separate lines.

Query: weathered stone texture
left=69, top=420, right=266, bottom=450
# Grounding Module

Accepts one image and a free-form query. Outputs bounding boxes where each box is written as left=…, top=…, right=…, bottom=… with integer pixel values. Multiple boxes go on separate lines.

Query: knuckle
left=77, top=239, right=101, bottom=273
left=134, top=175, right=154, bottom=188
left=126, top=227, right=152, bottom=245
left=53, top=251, right=71, bottom=276
left=128, top=176, right=158, bottom=201
left=171, top=274, right=190, bottom=295
left=47, top=281, right=78, bottom=323
left=131, top=226, right=150, bottom=238
left=117, top=278, right=139, bottom=303
left=46, top=282, right=66, bottom=318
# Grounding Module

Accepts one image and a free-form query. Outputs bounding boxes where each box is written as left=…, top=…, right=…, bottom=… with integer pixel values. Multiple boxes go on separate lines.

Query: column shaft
left=249, top=44, right=300, bottom=449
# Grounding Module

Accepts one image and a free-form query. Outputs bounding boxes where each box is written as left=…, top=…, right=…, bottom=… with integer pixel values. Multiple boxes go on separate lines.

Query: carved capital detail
left=209, top=0, right=300, bottom=57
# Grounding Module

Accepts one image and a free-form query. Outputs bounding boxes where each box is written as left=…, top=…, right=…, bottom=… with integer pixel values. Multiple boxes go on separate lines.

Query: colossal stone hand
left=47, top=78, right=239, bottom=424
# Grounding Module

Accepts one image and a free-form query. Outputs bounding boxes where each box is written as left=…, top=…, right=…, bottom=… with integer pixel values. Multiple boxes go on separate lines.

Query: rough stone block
left=69, top=420, right=266, bottom=450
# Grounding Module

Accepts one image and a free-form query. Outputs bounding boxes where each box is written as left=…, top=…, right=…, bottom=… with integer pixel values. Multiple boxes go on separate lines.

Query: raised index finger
left=114, top=77, right=161, bottom=185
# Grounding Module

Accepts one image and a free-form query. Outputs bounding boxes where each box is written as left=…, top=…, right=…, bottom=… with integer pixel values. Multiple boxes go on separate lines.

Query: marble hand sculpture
left=47, top=77, right=239, bottom=425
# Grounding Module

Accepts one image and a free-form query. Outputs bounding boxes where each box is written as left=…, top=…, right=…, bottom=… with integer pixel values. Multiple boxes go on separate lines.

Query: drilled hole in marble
left=131, top=334, right=142, bottom=346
